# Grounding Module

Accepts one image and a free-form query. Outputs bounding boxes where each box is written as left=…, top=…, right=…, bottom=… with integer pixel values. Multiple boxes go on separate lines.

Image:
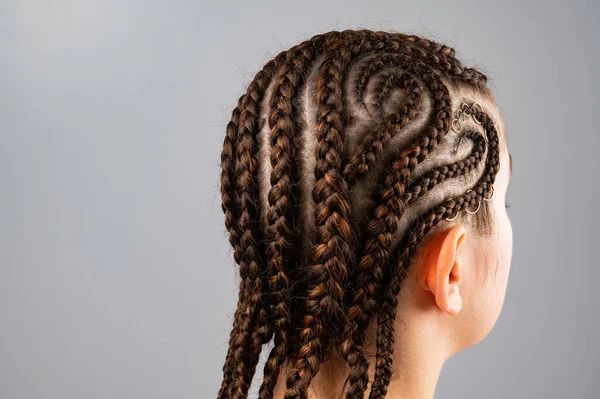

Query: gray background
left=1, top=1, right=598, bottom=398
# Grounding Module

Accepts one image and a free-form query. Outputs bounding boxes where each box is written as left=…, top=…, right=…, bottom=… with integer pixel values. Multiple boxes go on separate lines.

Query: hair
left=216, top=29, right=502, bottom=399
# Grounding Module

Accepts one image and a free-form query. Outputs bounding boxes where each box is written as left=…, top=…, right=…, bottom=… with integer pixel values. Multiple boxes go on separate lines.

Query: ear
left=422, top=225, right=467, bottom=316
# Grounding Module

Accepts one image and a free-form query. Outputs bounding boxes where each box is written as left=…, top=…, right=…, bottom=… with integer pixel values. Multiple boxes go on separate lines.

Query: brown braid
left=258, top=36, right=328, bottom=399
left=217, top=96, right=243, bottom=399
left=282, top=43, right=361, bottom=399
left=369, top=112, right=499, bottom=398
left=344, top=69, right=423, bottom=187
left=227, top=81, right=269, bottom=399
left=217, top=29, right=502, bottom=399
left=342, top=53, right=454, bottom=399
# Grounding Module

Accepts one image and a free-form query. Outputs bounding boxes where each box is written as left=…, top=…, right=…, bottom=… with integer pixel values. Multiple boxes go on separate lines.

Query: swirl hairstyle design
left=217, top=29, right=502, bottom=399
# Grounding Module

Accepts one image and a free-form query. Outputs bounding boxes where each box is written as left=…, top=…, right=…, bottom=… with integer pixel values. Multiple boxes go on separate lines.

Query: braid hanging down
left=217, top=29, right=502, bottom=399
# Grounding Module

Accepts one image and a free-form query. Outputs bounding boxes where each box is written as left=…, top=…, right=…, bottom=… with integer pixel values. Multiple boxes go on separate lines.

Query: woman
left=216, top=29, right=513, bottom=399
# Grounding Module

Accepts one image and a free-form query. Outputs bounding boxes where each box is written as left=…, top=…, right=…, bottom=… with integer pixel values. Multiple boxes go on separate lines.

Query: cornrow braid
left=375, top=72, right=423, bottom=117
left=258, top=37, right=327, bottom=399
left=227, top=80, right=270, bottom=399
left=403, top=131, right=487, bottom=204
left=283, top=45, right=356, bottom=399
left=342, top=55, right=454, bottom=399
left=344, top=69, right=423, bottom=187
left=217, top=96, right=244, bottom=399
left=403, top=34, right=488, bottom=88
left=216, top=29, right=502, bottom=399
left=368, top=111, right=500, bottom=399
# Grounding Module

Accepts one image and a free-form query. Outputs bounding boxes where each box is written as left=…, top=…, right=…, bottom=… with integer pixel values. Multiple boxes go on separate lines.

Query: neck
left=381, top=321, right=446, bottom=399
left=273, top=310, right=450, bottom=399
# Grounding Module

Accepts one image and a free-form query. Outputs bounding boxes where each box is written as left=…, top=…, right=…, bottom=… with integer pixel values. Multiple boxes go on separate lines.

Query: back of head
left=217, top=29, right=504, bottom=399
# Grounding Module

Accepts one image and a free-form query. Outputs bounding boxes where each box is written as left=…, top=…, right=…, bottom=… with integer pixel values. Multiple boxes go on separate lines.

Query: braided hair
left=217, top=29, right=502, bottom=399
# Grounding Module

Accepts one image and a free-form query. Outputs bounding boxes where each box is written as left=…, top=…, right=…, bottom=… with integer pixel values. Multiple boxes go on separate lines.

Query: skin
left=273, top=93, right=513, bottom=398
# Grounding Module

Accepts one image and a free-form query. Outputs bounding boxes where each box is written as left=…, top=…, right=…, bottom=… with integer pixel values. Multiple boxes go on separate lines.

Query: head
left=217, top=29, right=512, bottom=399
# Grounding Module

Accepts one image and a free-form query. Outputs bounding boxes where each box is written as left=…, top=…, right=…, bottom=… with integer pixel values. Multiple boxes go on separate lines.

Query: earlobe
left=423, top=225, right=467, bottom=316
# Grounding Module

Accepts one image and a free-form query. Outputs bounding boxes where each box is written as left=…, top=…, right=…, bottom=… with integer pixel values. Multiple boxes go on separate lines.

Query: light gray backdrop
left=1, top=1, right=598, bottom=398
